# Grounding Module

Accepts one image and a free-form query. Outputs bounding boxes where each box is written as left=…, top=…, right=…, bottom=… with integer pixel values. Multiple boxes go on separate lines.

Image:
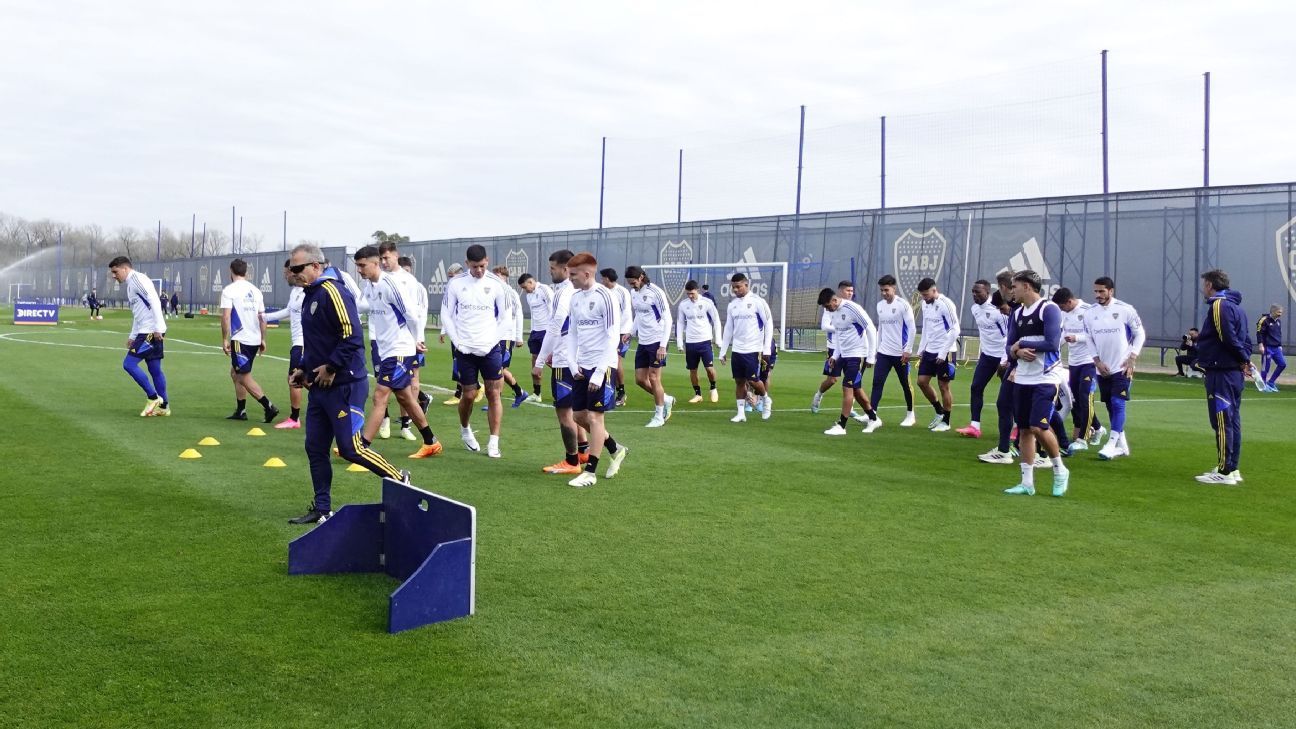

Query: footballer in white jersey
left=519, top=273, right=555, bottom=399
left=813, top=281, right=862, bottom=415
left=1083, top=277, right=1145, bottom=460
left=442, top=245, right=510, bottom=457
left=624, top=265, right=675, bottom=427
left=533, top=250, right=592, bottom=476
left=1051, top=287, right=1105, bottom=445
left=600, top=268, right=635, bottom=406
left=220, top=259, right=278, bottom=423
left=355, top=246, right=441, bottom=458
left=870, top=275, right=918, bottom=426
left=492, top=264, right=530, bottom=409
left=264, top=261, right=307, bottom=428
left=562, top=252, right=629, bottom=488
left=718, top=274, right=774, bottom=422
left=957, top=279, right=1009, bottom=438
left=915, top=278, right=958, bottom=431
left=109, top=256, right=171, bottom=416
left=817, top=287, right=882, bottom=435
left=380, top=246, right=431, bottom=433
left=676, top=280, right=722, bottom=403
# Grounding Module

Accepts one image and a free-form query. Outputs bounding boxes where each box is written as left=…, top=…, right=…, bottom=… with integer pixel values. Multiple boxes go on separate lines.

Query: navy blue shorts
left=230, top=341, right=259, bottom=374
left=760, top=350, right=777, bottom=383
left=839, top=357, right=865, bottom=389
left=377, top=356, right=417, bottom=390
left=684, top=341, right=714, bottom=370
left=918, top=351, right=955, bottom=381
left=823, top=352, right=844, bottom=377
left=288, top=344, right=304, bottom=375
left=635, top=342, right=666, bottom=369
left=127, top=333, right=164, bottom=361
left=550, top=366, right=577, bottom=409
left=412, top=352, right=425, bottom=369
left=1098, top=371, right=1132, bottom=403
left=730, top=352, right=761, bottom=381
left=500, top=340, right=514, bottom=368
left=1014, top=382, right=1060, bottom=429
left=527, top=331, right=546, bottom=356
left=370, top=339, right=381, bottom=372
left=571, top=368, right=617, bottom=412
left=455, top=346, right=503, bottom=385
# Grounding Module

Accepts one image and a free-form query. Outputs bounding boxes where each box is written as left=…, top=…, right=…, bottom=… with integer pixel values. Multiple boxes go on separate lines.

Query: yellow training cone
left=263, top=457, right=287, bottom=468
left=346, top=463, right=368, bottom=472
left=179, top=449, right=202, bottom=459
left=198, top=437, right=220, bottom=446
left=246, top=427, right=266, bottom=437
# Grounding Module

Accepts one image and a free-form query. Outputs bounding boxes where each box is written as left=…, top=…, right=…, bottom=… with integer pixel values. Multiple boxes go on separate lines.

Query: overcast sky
left=2, top=0, right=1292, bottom=246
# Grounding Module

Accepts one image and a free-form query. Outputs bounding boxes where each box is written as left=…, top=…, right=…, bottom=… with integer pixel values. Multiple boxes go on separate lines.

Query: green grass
left=2, top=307, right=1294, bottom=728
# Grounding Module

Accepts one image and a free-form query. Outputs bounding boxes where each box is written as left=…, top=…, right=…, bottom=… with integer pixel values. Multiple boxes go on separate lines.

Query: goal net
left=642, top=260, right=819, bottom=352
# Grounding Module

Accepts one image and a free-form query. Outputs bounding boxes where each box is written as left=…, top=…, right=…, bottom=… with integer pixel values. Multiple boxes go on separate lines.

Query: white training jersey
left=875, top=297, right=918, bottom=357
left=1061, top=301, right=1095, bottom=367
left=631, top=282, right=673, bottom=346
left=830, top=300, right=878, bottom=362
left=676, top=295, right=722, bottom=349
left=361, top=272, right=418, bottom=359
left=1011, top=299, right=1063, bottom=386
left=970, top=299, right=1008, bottom=360
left=391, top=268, right=428, bottom=343
left=719, top=293, right=774, bottom=357
left=920, top=293, right=960, bottom=356
left=608, top=282, right=634, bottom=337
left=264, top=287, right=304, bottom=347
left=220, top=278, right=265, bottom=347
left=537, top=279, right=575, bottom=369
left=441, top=271, right=509, bottom=356
left=498, top=285, right=524, bottom=343
left=1082, top=297, right=1146, bottom=370
left=526, top=282, right=555, bottom=335
left=125, top=270, right=167, bottom=337
left=567, top=284, right=620, bottom=378
left=821, top=310, right=835, bottom=352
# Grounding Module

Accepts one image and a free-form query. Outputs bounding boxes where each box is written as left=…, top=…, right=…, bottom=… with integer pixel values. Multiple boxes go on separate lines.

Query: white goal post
left=641, top=260, right=800, bottom=351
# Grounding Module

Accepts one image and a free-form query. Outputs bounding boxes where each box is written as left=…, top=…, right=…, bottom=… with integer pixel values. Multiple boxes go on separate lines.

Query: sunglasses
left=289, top=261, right=320, bottom=274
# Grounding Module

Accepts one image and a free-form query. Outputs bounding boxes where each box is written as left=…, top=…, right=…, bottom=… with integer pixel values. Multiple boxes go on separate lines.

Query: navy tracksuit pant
left=1204, top=369, right=1243, bottom=474
left=304, top=379, right=402, bottom=511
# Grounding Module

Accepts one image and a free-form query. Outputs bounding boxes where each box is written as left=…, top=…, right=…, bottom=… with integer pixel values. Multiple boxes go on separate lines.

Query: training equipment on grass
left=178, top=449, right=202, bottom=459
left=246, top=427, right=266, bottom=436
left=288, top=478, right=476, bottom=633
left=198, top=437, right=220, bottom=446
left=263, top=457, right=286, bottom=468
left=346, top=463, right=368, bottom=472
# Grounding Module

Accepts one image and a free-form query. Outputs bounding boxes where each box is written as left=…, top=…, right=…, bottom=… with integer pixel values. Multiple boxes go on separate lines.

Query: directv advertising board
left=13, top=301, right=59, bottom=325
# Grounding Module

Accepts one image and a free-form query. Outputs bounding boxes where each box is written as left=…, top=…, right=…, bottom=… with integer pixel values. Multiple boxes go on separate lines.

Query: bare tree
left=115, top=226, right=140, bottom=260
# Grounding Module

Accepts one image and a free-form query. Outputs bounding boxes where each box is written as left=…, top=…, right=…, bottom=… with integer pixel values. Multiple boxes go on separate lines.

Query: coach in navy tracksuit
left=1194, top=269, right=1253, bottom=485
left=287, top=244, right=404, bottom=524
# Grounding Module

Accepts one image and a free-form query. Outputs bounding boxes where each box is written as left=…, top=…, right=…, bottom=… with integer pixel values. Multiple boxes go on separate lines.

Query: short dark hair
left=995, top=271, right=1014, bottom=287
left=398, top=256, right=413, bottom=268
left=283, top=259, right=291, bottom=268
left=1051, top=287, right=1075, bottom=305
left=354, top=245, right=380, bottom=261
left=1188, top=327, right=1199, bottom=333
left=817, top=287, right=836, bottom=307
left=600, top=268, right=618, bottom=282
left=877, top=274, right=897, bottom=287
left=684, top=280, right=699, bottom=291
left=466, top=244, right=487, bottom=262
left=837, top=280, right=854, bottom=290
left=917, top=277, right=936, bottom=292
left=731, top=272, right=748, bottom=284
left=548, top=249, right=574, bottom=265
left=625, top=265, right=647, bottom=281
left=1011, top=270, right=1042, bottom=292
left=1200, top=269, right=1229, bottom=292
left=108, top=256, right=131, bottom=268
left=377, top=241, right=399, bottom=254
left=701, top=284, right=710, bottom=290
left=230, top=258, right=248, bottom=277
left=1094, top=276, right=1115, bottom=290
left=991, top=290, right=1005, bottom=308
left=517, top=273, right=534, bottom=285
left=973, top=279, right=991, bottom=290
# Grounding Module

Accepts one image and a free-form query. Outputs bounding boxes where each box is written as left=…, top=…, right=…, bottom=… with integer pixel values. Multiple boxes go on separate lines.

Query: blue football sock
left=123, top=356, right=157, bottom=398
left=1110, top=397, right=1127, bottom=432
left=146, top=358, right=168, bottom=404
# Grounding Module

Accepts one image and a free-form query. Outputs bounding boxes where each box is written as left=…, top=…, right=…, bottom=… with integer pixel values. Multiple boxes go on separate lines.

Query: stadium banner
left=13, top=301, right=59, bottom=325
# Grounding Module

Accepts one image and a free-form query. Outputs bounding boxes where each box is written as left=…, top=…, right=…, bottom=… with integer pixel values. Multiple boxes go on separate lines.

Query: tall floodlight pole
left=191, top=214, right=196, bottom=257
left=202, top=223, right=207, bottom=257
left=880, top=115, right=887, bottom=210
left=156, top=220, right=162, bottom=260
left=239, top=216, right=244, bottom=252
left=1100, top=49, right=1111, bottom=272
left=283, top=210, right=288, bottom=250
left=232, top=206, right=237, bottom=254
left=598, top=136, right=607, bottom=231
left=677, top=149, right=684, bottom=225
left=57, top=229, right=63, bottom=302
left=1203, top=71, right=1211, bottom=187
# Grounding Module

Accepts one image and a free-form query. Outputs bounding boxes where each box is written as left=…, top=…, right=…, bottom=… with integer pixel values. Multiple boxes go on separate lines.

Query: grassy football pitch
left=2, top=308, right=1294, bottom=728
